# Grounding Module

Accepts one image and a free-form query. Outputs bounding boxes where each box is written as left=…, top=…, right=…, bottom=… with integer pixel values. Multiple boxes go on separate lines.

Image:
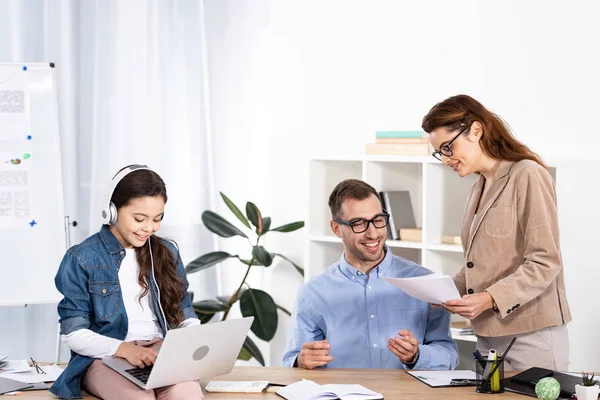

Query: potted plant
left=185, top=193, right=304, bottom=365
left=575, top=371, right=599, bottom=400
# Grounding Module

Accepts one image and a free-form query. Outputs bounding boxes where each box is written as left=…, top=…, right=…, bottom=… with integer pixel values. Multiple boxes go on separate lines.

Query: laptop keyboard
left=124, top=365, right=154, bottom=384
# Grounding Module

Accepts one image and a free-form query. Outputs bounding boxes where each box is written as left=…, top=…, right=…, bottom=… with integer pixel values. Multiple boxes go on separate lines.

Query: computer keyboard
left=125, top=365, right=153, bottom=384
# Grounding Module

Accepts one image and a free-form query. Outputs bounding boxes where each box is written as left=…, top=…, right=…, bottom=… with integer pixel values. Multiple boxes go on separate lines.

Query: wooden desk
left=17, top=366, right=523, bottom=399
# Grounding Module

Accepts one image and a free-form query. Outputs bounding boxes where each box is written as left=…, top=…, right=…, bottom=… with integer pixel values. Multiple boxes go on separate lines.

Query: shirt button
left=368, top=285, right=372, bottom=290
left=373, top=344, right=378, bottom=348
left=370, top=314, right=375, bottom=319
left=358, top=272, right=362, bottom=275
left=467, top=262, right=474, bottom=268
left=119, top=250, right=124, bottom=255
left=352, top=276, right=356, bottom=280
left=507, top=309, right=512, bottom=314
left=467, top=288, right=474, bottom=294
left=102, top=288, right=107, bottom=294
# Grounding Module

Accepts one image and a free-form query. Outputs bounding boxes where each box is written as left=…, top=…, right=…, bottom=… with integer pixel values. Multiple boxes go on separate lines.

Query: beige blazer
left=454, top=159, right=571, bottom=337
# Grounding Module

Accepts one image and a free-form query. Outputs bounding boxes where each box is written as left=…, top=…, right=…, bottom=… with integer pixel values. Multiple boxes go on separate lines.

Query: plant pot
left=575, top=384, right=599, bottom=400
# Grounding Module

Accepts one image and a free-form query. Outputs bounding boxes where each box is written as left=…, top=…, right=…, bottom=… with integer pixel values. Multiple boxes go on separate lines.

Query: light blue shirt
left=282, top=248, right=458, bottom=370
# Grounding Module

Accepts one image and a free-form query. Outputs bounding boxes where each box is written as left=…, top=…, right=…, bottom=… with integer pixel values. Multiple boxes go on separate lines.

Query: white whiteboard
left=0, top=63, right=66, bottom=305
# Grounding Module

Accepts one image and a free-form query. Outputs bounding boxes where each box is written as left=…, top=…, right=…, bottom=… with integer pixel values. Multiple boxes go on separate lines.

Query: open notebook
left=276, top=379, right=383, bottom=400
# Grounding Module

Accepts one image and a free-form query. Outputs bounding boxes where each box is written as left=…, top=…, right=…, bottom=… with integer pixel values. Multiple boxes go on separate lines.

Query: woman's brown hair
left=111, top=168, right=186, bottom=328
left=421, top=94, right=546, bottom=168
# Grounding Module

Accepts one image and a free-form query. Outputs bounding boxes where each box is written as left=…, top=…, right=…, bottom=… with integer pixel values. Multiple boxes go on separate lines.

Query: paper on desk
left=0, top=360, right=30, bottom=373
left=407, top=370, right=477, bottom=387
left=383, top=273, right=461, bottom=304
left=0, top=364, right=64, bottom=383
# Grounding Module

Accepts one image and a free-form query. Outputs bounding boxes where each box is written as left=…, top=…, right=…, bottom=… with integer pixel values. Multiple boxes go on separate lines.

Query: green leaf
left=193, top=300, right=227, bottom=312
left=273, top=253, right=304, bottom=277
left=202, top=210, right=248, bottom=238
left=220, top=192, right=251, bottom=229
left=238, top=346, right=252, bottom=361
left=258, top=216, right=271, bottom=236
left=185, top=251, right=232, bottom=274
left=240, top=335, right=265, bottom=366
left=276, top=303, right=292, bottom=316
left=196, top=311, right=215, bottom=324
left=270, top=221, right=305, bottom=233
left=245, top=202, right=262, bottom=230
left=240, top=289, right=278, bottom=341
left=252, top=246, right=274, bottom=267
left=239, top=258, right=264, bottom=266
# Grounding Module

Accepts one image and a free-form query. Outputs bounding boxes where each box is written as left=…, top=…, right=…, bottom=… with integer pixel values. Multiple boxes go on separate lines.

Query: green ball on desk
left=535, top=377, right=561, bottom=400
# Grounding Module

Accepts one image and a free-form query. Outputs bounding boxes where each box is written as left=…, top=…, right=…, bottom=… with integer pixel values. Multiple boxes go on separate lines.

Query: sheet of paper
left=407, top=370, right=477, bottom=387
left=383, top=273, right=460, bottom=304
left=0, top=364, right=64, bottom=383
left=0, top=360, right=30, bottom=373
left=0, top=65, right=30, bottom=141
left=0, top=152, right=34, bottom=229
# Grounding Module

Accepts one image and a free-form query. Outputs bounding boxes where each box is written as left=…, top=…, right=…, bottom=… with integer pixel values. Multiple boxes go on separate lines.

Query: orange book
left=375, top=138, right=429, bottom=145
left=441, top=235, right=462, bottom=245
left=366, top=143, right=430, bottom=155
left=399, top=228, right=422, bottom=242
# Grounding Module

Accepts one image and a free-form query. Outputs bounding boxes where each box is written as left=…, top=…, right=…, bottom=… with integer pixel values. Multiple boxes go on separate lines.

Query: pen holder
left=475, top=356, right=505, bottom=394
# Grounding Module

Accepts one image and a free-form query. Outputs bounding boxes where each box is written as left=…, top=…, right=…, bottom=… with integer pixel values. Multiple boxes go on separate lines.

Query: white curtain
left=0, top=0, right=218, bottom=361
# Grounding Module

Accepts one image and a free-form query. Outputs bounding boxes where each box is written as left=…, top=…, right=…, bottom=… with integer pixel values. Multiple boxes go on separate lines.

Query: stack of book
left=366, top=131, right=431, bottom=155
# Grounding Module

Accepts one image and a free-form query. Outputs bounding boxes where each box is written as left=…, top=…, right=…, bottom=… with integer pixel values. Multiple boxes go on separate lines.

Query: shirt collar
left=338, top=245, right=393, bottom=281
left=99, top=224, right=125, bottom=255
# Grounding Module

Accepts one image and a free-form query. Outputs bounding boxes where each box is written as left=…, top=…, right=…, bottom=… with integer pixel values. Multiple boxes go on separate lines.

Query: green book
left=375, top=130, right=424, bottom=139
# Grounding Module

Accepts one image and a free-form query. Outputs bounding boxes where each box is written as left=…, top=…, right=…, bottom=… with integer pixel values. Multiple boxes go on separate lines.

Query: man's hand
left=442, top=292, right=493, bottom=319
left=387, top=329, right=419, bottom=364
left=115, top=342, right=158, bottom=368
left=297, top=340, right=334, bottom=369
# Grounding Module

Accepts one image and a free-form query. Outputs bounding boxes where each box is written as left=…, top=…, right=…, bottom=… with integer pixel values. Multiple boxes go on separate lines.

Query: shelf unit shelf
left=307, top=155, right=478, bottom=279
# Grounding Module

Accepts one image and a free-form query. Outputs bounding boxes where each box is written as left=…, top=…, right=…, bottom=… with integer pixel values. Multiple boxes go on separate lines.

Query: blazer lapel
left=462, top=177, right=483, bottom=253
left=465, top=161, right=515, bottom=256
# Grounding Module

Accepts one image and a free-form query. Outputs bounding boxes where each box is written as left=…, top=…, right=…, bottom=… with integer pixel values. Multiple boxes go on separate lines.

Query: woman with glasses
left=421, top=94, right=571, bottom=371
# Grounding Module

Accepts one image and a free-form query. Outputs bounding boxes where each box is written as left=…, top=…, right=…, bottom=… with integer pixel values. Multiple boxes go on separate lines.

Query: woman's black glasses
left=432, top=123, right=472, bottom=161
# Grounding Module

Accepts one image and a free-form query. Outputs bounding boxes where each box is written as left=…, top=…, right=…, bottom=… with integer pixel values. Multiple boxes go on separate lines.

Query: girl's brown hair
left=421, top=94, right=546, bottom=168
left=111, top=168, right=186, bottom=328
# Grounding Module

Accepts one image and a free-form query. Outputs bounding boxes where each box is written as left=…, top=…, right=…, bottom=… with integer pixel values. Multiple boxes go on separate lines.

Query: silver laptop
left=103, top=317, right=253, bottom=390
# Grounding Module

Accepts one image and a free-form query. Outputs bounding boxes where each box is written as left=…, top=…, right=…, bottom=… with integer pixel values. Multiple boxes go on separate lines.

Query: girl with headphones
left=51, top=165, right=204, bottom=399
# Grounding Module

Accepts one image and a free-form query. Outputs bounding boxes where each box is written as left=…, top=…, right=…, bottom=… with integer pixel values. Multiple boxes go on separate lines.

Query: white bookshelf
left=307, top=156, right=485, bottom=277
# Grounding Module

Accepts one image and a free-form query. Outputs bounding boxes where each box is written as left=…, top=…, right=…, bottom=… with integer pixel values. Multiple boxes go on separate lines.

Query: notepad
left=276, top=379, right=383, bottom=400
left=383, top=273, right=460, bottom=304
left=407, top=370, right=477, bottom=387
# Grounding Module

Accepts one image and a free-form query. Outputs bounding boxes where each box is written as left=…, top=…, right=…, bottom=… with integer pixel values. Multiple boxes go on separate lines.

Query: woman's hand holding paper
left=442, top=292, right=493, bottom=319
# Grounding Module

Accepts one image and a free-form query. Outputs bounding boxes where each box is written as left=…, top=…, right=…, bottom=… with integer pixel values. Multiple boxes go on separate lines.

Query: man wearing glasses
left=282, top=179, right=458, bottom=370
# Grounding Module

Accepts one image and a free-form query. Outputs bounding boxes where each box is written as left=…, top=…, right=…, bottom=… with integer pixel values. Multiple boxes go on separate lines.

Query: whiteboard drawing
left=0, top=65, right=30, bottom=141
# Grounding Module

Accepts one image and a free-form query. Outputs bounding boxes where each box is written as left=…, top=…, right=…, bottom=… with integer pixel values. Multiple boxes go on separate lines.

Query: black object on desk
left=504, top=367, right=582, bottom=399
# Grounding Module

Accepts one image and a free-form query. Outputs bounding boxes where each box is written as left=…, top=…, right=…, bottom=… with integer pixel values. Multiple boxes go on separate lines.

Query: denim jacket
left=50, top=225, right=197, bottom=399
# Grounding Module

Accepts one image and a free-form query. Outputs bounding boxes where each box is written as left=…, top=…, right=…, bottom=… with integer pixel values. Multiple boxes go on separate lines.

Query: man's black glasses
left=431, top=123, right=472, bottom=161
left=334, top=211, right=390, bottom=234
left=30, top=357, right=46, bottom=375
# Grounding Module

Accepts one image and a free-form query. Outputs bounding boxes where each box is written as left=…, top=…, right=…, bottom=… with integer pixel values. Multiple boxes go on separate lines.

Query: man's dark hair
left=328, top=179, right=380, bottom=219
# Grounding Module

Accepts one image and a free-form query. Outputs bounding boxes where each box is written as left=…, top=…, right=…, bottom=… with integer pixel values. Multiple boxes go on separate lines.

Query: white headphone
left=100, top=164, right=151, bottom=225
left=100, top=164, right=170, bottom=331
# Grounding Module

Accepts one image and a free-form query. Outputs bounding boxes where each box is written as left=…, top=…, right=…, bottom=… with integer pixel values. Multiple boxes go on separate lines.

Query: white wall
left=204, top=0, right=600, bottom=369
